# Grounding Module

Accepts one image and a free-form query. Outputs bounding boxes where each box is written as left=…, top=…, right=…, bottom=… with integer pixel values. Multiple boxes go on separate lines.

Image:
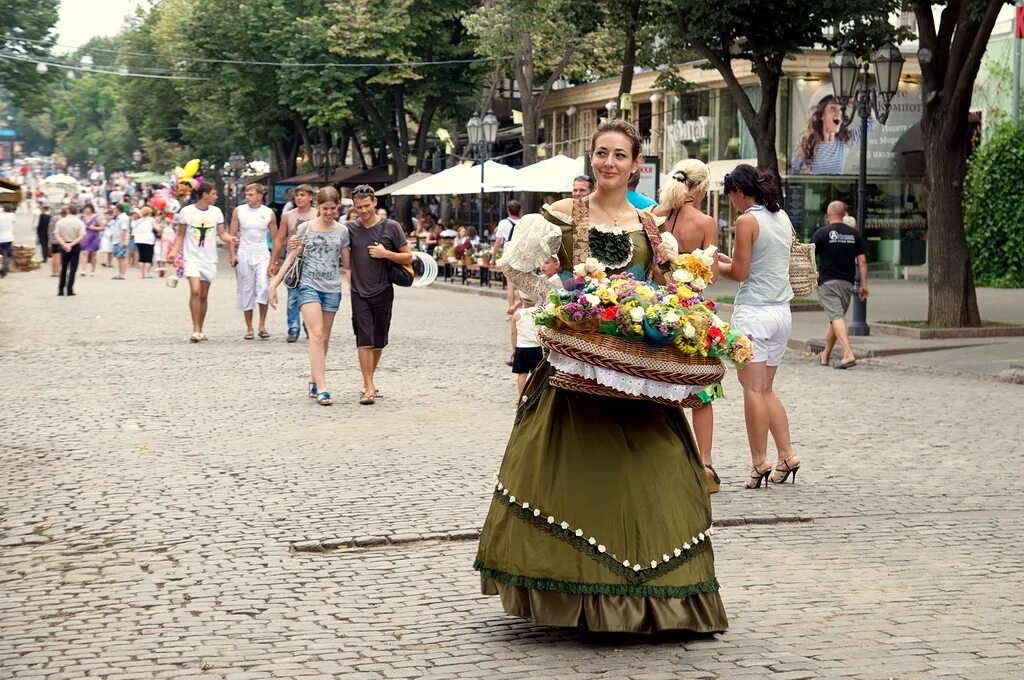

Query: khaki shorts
left=818, top=279, right=854, bottom=322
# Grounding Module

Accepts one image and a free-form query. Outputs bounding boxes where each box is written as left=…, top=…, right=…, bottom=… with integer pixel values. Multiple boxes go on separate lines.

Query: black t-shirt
left=346, top=217, right=407, bottom=298
left=812, top=223, right=865, bottom=285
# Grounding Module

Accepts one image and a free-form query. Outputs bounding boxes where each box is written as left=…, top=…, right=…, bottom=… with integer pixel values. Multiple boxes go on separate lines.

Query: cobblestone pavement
left=2, top=259, right=1023, bottom=679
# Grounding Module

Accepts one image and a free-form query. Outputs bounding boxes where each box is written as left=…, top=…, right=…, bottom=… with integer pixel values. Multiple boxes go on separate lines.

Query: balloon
left=173, top=166, right=185, bottom=178
left=152, top=195, right=167, bottom=210
left=165, top=198, right=180, bottom=214
left=182, top=159, right=200, bottom=178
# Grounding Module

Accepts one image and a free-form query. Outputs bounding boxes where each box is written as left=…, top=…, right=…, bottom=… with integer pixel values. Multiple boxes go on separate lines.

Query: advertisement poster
left=788, top=78, right=922, bottom=176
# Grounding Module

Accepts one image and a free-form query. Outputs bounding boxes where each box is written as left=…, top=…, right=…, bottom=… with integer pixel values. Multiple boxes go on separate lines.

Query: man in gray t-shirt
left=345, top=185, right=413, bottom=405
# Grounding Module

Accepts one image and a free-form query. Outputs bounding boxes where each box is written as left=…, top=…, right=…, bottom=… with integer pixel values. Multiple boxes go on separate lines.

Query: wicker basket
left=548, top=370, right=708, bottom=408
left=789, top=236, right=818, bottom=299
left=539, top=326, right=725, bottom=386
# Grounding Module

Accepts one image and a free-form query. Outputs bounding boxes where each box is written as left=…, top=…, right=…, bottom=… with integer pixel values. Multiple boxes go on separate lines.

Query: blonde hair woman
left=654, top=159, right=722, bottom=492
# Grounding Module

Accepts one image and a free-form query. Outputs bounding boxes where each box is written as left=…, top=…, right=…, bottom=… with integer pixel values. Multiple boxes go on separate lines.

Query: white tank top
left=237, top=204, right=273, bottom=249
left=516, top=306, right=541, bottom=348
left=734, top=205, right=794, bottom=306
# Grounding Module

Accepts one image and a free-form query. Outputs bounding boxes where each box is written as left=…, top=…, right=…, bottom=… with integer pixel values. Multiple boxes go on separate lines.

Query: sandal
left=316, top=391, right=333, bottom=406
left=308, top=382, right=318, bottom=399
left=244, top=331, right=255, bottom=340
left=258, top=329, right=270, bottom=339
left=189, top=332, right=202, bottom=343
left=743, top=461, right=773, bottom=489
left=704, top=464, right=721, bottom=494
left=770, top=456, right=801, bottom=484
left=359, top=392, right=376, bottom=406
left=197, top=333, right=208, bottom=342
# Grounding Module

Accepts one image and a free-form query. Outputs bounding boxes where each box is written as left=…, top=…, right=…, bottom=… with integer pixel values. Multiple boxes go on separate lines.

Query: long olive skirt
left=475, top=361, right=729, bottom=634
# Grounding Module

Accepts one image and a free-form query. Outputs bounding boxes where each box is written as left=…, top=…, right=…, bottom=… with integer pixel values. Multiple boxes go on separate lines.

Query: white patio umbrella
left=510, top=155, right=585, bottom=193
left=391, top=163, right=476, bottom=196
left=392, top=161, right=520, bottom=195
left=42, top=173, right=79, bottom=186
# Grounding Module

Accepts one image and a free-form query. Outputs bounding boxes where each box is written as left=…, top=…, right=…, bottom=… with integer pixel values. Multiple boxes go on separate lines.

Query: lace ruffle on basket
left=549, top=352, right=700, bottom=403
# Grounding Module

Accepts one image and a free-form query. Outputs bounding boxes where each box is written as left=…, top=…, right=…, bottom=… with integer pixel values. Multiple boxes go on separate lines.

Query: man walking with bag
left=345, top=185, right=413, bottom=405
left=813, top=201, right=868, bottom=369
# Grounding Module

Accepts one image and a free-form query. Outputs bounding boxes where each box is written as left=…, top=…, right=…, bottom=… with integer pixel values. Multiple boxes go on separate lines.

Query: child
left=510, top=291, right=544, bottom=397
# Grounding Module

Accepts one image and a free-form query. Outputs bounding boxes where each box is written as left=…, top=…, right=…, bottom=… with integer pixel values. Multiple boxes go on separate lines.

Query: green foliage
left=964, top=122, right=1024, bottom=288
left=0, top=0, right=59, bottom=113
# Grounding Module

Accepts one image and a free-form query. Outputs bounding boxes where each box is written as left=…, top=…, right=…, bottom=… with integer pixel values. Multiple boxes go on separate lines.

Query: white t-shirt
left=0, top=211, right=15, bottom=243
left=176, top=204, right=225, bottom=265
left=236, top=204, right=273, bottom=249
left=133, top=217, right=156, bottom=245
left=515, top=306, right=541, bottom=348
left=494, top=216, right=518, bottom=243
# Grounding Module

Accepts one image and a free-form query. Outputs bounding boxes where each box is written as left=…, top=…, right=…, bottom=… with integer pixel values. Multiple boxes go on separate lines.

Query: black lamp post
left=312, top=142, right=341, bottom=185
left=466, top=109, right=498, bottom=238
left=225, top=152, right=245, bottom=207
left=829, top=43, right=904, bottom=336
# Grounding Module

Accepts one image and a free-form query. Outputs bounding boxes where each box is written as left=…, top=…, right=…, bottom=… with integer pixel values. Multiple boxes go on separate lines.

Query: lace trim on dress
left=548, top=351, right=701, bottom=402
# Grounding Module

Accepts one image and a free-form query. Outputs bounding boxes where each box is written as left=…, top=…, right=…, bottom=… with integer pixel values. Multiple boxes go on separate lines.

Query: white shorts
left=235, top=248, right=270, bottom=311
left=99, top=234, right=113, bottom=253
left=184, top=259, right=217, bottom=282
left=731, top=304, right=792, bottom=367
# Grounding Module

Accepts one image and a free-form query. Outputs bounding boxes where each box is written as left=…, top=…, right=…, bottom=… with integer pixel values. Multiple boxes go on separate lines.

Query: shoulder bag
left=786, top=214, right=817, bottom=299
left=283, top=224, right=310, bottom=289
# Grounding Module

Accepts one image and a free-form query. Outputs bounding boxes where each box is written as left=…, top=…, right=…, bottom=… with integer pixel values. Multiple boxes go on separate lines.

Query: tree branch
left=690, top=37, right=758, bottom=127
left=943, top=0, right=1004, bottom=140
left=913, top=1, right=940, bottom=92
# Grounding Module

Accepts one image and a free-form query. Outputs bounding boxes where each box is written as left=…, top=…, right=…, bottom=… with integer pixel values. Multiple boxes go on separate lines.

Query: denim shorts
left=295, top=285, right=341, bottom=313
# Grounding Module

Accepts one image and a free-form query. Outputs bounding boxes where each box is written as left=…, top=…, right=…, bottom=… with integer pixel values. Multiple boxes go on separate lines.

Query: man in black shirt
left=812, top=201, right=868, bottom=369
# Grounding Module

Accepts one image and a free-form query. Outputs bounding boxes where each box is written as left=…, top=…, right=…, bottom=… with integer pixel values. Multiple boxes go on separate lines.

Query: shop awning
left=276, top=165, right=367, bottom=186
left=376, top=172, right=432, bottom=196
left=510, top=154, right=584, bottom=193
left=340, top=165, right=393, bottom=188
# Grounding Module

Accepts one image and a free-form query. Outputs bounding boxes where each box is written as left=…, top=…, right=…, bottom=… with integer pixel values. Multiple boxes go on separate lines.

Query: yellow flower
left=632, top=324, right=643, bottom=335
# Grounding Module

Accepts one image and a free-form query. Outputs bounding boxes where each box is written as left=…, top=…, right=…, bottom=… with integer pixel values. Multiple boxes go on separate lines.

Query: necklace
left=595, top=201, right=630, bottom=228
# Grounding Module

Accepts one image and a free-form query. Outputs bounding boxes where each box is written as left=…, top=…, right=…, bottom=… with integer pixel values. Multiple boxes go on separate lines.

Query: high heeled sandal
left=770, top=457, right=801, bottom=484
left=743, top=462, right=773, bottom=489
left=704, top=464, right=721, bottom=494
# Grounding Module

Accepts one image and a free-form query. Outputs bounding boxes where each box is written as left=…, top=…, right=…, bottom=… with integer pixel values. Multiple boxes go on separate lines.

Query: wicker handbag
left=788, top=222, right=817, bottom=299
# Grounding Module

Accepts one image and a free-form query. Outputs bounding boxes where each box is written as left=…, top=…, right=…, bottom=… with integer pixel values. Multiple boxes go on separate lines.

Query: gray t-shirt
left=346, top=217, right=407, bottom=298
left=298, top=222, right=350, bottom=293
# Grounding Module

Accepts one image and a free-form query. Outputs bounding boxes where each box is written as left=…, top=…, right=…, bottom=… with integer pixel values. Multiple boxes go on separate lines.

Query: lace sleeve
left=497, top=212, right=564, bottom=301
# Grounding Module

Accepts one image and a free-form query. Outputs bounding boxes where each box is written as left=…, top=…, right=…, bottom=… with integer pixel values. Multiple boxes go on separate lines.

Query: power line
left=7, top=36, right=508, bottom=69
left=0, top=52, right=209, bottom=80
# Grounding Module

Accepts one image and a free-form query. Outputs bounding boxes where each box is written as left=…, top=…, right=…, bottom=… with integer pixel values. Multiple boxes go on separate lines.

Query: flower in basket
left=673, top=245, right=717, bottom=292
left=573, top=257, right=607, bottom=280
left=725, top=331, right=754, bottom=368
left=643, top=303, right=686, bottom=345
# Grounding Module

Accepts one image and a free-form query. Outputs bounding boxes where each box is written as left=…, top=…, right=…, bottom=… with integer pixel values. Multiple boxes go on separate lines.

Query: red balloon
left=151, top=195, right=167, bottom=210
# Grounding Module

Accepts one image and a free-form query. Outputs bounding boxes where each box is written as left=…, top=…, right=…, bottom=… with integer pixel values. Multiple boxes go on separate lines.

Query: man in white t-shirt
left=166, top=183, right=237, bottom=342
left=492, top=199, right=521, bottom=252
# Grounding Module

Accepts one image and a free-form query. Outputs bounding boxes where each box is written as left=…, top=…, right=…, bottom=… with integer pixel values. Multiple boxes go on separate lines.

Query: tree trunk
left=618, top=28, right=637, bottom=100
left=922, top=116, right=982, bottom=327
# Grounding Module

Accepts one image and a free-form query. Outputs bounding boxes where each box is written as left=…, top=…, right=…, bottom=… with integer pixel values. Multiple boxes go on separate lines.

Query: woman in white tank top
left=717, top=165, right=802, bottom=490
left=229, top=183, right=278, bottom=340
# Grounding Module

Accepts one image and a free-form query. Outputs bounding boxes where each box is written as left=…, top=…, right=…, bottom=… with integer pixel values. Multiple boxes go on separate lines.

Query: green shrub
left=964, top=122, right=1024, bottom=288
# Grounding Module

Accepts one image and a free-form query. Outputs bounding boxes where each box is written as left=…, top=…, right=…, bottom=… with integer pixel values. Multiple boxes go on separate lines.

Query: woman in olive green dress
left=474, top=119, right=729, bottom=634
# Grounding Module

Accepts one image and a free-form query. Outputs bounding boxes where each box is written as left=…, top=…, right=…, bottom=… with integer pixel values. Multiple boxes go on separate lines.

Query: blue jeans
left=286, top=286, right=301, bottom=335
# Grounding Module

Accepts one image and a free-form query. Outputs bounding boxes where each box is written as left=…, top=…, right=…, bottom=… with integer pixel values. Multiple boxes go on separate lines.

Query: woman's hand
left=715, top=252, right=733, bottom=265
left=288, top=236, right=300, bottom=251
left=655, top=241, right=677, bottom=265
left=269, top=289, right=278, bottom=310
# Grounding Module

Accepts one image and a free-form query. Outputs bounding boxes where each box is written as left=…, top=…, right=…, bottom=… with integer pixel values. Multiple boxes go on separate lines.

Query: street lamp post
left=830, top=43, right=904, bottom=337
left=311, top=142, right=340, bottom=185
left=131, top=149, right=142, bottom=168
left=226, top=152, right=246, bottom=208
left=466, top=110, right=498, bottom=239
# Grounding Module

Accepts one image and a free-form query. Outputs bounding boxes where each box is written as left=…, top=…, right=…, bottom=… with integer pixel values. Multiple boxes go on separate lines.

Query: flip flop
left=835, top=360, right=857, bottom=369
left=359, top=393, right=376, bottom=406
left=189, top=333, right=202, bottom=343
left=258, top=330, right=270, bottom=339
left=244, top=331, right=255, bottom=340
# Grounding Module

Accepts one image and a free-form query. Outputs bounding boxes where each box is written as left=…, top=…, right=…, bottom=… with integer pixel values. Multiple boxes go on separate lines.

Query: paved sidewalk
left=2, top=227, right=1023, bottom=678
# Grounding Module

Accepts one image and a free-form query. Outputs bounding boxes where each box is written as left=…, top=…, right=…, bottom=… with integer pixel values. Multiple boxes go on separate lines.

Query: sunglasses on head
left=352, top=185, right=375, bottom=197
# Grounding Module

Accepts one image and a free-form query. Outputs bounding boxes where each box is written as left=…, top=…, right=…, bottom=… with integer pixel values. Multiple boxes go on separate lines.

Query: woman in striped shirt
left=791, top=95, right=877, bottom=175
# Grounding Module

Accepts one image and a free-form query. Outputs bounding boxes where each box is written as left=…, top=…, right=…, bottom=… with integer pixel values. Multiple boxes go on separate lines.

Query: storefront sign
left=637, top=157, right=660, bottom=202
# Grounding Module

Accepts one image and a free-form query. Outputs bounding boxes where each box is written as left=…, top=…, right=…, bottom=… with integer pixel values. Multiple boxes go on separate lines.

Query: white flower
left=622, top=560, right=630, bottom=567
left=683, top=543, right=691, bottom=550
left=597, top=544, right=606, bottom=553
left=650, top=560, right=659, bottom=569
left=522, top=502, right=529, bottom=509
left=664, top=312, right=680, bottom=325
left=710, top=313, right=724, bottom=326
left=560, top=521, right=569, bottom=530
left=673, top=548, right=682, bottom=557
left=585, top=257, right=600, bottom=269
left=496, top=482, right=503, bottom=491
left=533, top=508, right=541, bottom=517
left=674, top=268, right=694, bottom=283
left=547, top=516, right=555, bottom=524
left=633, top=564, right=642, bottom=572
left=508, top=495, right=516, bottom=504
left=589, top=537, right=597, bottom=546
left=663, top=554, right=671, bottom=563
left=682, top=323, right=696, bottom=339
left=691, top=536, right=698, bottom=544
left=698, top=532, right=705, bottom=541
left=502, top=489, right=509, bottom=496
left=629, top=307, right=645, bottom=322
left=584, top=294, right=601, bottom=308
left=705, top=245, right=718, bottom=259
left=573, top=263, right=587, bottom=276
left=575, top=529, right=584, bottom=537
left=692, top=276, right=706, bottom=290
left=545, top=302, right=557, bottom=312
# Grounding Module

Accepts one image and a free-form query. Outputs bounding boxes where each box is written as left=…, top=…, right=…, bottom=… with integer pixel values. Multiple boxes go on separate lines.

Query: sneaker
left=286, top=332, right=299, bottom=343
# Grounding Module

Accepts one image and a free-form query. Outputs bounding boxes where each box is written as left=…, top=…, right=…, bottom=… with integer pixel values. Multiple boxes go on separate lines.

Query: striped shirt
left=791, top=118, right=877, bottom=175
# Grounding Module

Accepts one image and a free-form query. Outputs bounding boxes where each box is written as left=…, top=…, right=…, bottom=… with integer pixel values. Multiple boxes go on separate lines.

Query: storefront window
left=664, top=91, right=710, bottom=168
